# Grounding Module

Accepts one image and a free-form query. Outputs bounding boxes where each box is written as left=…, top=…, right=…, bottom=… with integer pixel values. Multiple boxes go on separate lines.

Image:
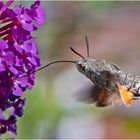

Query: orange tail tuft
left=117, top=83, right=133, bottom=106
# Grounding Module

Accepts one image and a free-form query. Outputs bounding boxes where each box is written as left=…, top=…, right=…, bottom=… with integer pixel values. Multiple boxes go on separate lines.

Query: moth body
left=76, top=58, right=140, bottom=106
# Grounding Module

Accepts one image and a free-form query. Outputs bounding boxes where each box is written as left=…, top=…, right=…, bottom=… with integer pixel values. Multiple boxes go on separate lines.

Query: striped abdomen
left=119, top=71, right=140, bottom=97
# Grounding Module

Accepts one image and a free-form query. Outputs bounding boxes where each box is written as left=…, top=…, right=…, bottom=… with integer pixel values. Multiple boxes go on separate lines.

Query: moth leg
left=116, top=83, right=133, bottom=106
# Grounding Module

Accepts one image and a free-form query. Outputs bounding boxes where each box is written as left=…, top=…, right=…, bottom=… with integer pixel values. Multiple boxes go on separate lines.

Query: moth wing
left=100, top=71, right=134, bottom=106
left=77, top=84, right=122, bottom=107
left=100, top=70, right=116, bottom=82
left=96, top=90, right=123, bottom=107
left=77, top=84, right=102, bottom=104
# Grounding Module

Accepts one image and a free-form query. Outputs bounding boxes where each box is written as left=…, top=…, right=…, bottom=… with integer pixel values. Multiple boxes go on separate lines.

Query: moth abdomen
left=120, top=72, right=140, bottom=97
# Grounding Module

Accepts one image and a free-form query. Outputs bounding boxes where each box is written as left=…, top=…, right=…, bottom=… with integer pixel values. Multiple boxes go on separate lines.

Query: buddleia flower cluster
left=0, top=0, right=45, bottom=137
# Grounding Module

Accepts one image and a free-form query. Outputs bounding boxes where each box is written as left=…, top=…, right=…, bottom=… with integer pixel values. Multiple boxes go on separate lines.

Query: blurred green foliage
left=125, top=118, right=140, bottom=134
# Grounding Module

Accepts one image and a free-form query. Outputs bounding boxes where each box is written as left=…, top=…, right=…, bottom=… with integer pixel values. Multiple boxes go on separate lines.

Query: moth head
left=76, top=59, right=94, bottom=74
left=76, top=59, right=86, bottom=73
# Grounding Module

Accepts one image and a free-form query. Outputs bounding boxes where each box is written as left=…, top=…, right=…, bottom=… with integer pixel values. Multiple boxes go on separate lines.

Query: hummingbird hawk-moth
left=36, top=36, right=140, bottom=107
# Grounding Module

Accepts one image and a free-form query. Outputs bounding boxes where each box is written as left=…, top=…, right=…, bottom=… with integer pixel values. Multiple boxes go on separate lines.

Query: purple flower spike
left=0, top=0, right=45, bottom=138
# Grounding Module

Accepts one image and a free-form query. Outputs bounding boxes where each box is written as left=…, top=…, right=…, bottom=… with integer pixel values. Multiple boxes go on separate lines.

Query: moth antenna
left=70, top=46, right=86, bottom=61
left=85, top=35, right=89, bottom=58
left=35, top=60, right=76, bottom=73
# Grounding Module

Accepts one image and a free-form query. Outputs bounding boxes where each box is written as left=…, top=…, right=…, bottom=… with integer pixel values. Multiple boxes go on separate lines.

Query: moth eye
left=78, top=64, right=86, bottom=71
left=82, top=65, right=86, bottom=70
left=83, top=66, right=86, bottom=69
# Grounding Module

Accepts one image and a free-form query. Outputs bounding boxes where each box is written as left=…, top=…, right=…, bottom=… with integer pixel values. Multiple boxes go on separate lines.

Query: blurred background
left=5, top=1, right=140, bottom=139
